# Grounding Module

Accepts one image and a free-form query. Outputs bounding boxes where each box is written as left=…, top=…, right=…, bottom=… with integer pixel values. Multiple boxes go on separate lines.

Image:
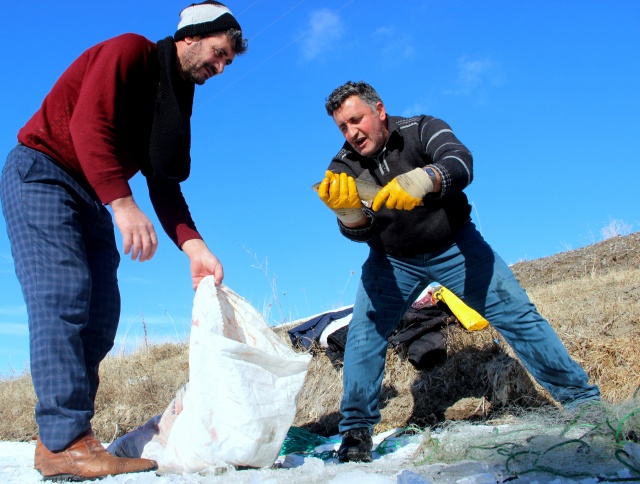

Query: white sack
left=142, top=278, right=311, bottom=474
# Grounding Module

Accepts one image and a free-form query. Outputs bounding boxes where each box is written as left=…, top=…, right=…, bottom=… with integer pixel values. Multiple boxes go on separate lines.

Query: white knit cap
left=174, top=1, right=241, bottom=40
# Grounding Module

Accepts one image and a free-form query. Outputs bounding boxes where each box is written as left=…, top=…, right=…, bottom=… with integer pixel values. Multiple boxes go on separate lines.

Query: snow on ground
left=2, top=424, right=638, bottom=484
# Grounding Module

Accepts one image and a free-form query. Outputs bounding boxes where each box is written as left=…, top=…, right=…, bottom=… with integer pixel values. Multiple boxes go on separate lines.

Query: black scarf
left=147, top=37, right=195, bottom=182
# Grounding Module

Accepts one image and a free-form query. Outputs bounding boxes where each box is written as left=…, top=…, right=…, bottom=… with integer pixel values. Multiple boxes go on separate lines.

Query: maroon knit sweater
left=17, top=33, right=201, bottom=247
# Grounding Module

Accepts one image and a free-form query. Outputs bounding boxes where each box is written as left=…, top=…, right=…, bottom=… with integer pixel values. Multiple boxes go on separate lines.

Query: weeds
left=241, top=245, right=290, bottom=325
left=1, top=232, right=638, bottom=443
left=601, top=218, right=633, bottom=240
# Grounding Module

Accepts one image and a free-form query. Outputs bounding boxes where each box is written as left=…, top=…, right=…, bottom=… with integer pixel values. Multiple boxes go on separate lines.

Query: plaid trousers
left=1, top=145, right=121, bottom=451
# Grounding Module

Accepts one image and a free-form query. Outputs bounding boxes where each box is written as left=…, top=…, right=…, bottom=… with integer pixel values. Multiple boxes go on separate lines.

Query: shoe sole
left=43, top=475, right=100, bottom=482
left=338, top=452, right=373, bottom=463
left=42, top=468, right=158, bottom=482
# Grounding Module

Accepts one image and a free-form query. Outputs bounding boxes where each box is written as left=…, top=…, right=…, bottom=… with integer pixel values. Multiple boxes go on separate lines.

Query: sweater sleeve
left=337, top=207, right=377, bottom=242
left=146, top=178, right=202, bottom=248
left=69, top=35, right=154, bottom=204
left=418, top=117, right=473, bottom=197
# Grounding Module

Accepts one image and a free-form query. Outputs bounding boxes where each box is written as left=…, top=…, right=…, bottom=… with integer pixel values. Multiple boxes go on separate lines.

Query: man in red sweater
left=0, top=1, right=247, bottom=480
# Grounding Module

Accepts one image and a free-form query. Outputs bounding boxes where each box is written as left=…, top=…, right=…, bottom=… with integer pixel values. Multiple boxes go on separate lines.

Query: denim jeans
left=339, top=222, right=600, bottom=433
left=1, top=145, right=121, bottom=451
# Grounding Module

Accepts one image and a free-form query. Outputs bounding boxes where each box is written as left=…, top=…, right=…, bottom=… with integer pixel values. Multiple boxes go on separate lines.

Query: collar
left=385, top=116, right=404, bottom=149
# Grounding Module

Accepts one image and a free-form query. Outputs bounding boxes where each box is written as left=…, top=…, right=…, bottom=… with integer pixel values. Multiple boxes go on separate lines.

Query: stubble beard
left=179, top=44, right=207, bottom=85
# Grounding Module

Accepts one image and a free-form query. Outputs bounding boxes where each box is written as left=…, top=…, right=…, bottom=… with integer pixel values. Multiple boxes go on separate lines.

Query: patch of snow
left=1, top=422, right=636, bottom=483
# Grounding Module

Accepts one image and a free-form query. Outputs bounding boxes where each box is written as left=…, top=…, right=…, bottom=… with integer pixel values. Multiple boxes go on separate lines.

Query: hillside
left=511, top=231, right=640, bottom=287
left=0, top=231, right=638, bottom=444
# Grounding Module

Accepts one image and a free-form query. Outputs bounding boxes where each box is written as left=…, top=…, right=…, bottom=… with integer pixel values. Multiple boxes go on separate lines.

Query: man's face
left=179, top=33, right=235, bottom=85
left=332, top=95, right=388, bottom=157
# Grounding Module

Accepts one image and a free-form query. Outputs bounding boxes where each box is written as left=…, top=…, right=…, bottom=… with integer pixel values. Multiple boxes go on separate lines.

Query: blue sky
left=1, top=0, right=638, bottom=375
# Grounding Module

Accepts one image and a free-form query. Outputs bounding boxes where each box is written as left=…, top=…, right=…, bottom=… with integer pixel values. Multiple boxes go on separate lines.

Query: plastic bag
left=111, top=277, right=311, bottom=474
left=411, top=283, right=439, bottom=310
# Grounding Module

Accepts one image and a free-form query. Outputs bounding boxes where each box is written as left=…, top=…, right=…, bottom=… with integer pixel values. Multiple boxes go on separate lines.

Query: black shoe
left=337, top=427, right=373, bottom=463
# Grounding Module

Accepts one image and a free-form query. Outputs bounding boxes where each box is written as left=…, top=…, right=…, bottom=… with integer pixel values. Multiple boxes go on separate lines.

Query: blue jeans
left=1, top=145, right=121, bottom=451
left=339, top=222, right=600, bottom=433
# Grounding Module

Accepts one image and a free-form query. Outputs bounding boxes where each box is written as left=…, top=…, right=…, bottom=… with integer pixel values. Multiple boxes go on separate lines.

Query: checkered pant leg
left=1, top=145, right=121, bottom=451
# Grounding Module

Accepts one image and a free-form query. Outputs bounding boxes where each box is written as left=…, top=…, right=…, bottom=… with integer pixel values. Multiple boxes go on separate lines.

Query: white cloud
left=300, top=9, right=344, bottom=61
left=372, top=25, right=416, bottom=62
left=402, top=103, right=426, bottom=117
left=373, top=26, right=393, bottom=37
left=460, top=59, right=496, bottom=88
left=445, top=56, right=504, bottom=101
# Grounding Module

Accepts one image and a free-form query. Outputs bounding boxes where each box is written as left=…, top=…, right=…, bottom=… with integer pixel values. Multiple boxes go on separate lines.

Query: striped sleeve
left=419, top=117, right=473, bottom=197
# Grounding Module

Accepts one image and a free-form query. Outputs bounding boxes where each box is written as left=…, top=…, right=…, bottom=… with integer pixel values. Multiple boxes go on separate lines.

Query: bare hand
left=110, top=196, right=158, bottom=261
left=181, top=239, right=224, bottom=289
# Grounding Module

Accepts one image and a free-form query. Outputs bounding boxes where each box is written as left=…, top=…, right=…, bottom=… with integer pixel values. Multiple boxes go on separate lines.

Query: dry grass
left=0, top=374, right=38, bottom=441
left=0, top=343, right=189, bottom=444
left=1, top=232, right=638, bottom=443
left=91, top=343, right=189, bottom=442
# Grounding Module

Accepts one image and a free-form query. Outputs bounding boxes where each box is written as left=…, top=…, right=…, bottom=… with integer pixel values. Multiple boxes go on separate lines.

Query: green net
left=411, top=401, right=640, bottom=481
left=280, top=427, right=334, bottom=456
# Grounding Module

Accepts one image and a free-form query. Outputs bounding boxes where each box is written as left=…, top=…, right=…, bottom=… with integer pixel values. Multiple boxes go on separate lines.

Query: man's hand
left=181, top=239, right=224, bottom=289
left=372, top=167, right=434, bottom=211
left=317, top=171, right=366, bottom=225
left=110, top=196, right=158, bottom=261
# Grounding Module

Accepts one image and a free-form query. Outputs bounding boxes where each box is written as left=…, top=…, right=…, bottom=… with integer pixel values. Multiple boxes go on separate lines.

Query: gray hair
left=225, top=28, right=248, bottom=55
left=325, top=81, right=382, bottom=116
left=196, top=28, right=248, bottom=55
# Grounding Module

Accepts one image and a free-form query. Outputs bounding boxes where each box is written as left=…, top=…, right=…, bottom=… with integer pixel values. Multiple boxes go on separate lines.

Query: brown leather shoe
left=35, top=430, right=158, bottom=481
left=34, top=437, right=42, bottom=471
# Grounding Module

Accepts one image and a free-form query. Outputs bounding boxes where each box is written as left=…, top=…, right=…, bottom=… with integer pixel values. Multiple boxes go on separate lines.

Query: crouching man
left=316, top=81, right=600, bottom=463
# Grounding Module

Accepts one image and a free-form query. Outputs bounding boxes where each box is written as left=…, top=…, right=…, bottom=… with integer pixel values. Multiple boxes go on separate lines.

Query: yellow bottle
left=432, top=285, right=489, bottom=331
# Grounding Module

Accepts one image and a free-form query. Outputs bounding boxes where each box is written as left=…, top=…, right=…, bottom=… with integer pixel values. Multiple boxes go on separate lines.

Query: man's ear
left=181, top=35, right=201, bottom=45
left=376, top=101, right=387, bottom=121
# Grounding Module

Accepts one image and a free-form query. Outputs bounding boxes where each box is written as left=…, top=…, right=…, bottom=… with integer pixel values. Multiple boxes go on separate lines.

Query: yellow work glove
left=317, top=171, right=364, bottom=224
left=372, top=167, right=434, bottom=211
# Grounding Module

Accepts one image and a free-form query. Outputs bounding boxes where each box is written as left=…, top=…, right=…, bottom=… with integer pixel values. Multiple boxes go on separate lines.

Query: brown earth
left=510, top=231, right=640, bottom=288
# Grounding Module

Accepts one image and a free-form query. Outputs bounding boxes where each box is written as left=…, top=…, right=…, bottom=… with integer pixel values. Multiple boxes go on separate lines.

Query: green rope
left=614, top=448, right=640, bottom=475
left=615, top=408, right=640, bottom=444
left=407, top=405, right=640, bottom=481
left=505, top=439, right=595, bottom=479
left=374, top=427, right=419, bottom=456
left=280, top=425, right=426, bottom=461
left=413, top=437, right=440, bottom=466
left=279, top=406, right=640, bottom=479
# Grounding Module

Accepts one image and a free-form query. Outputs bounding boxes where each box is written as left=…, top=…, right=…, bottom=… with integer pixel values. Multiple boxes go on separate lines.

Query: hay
left=1, top=232, right=639, bottom=447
